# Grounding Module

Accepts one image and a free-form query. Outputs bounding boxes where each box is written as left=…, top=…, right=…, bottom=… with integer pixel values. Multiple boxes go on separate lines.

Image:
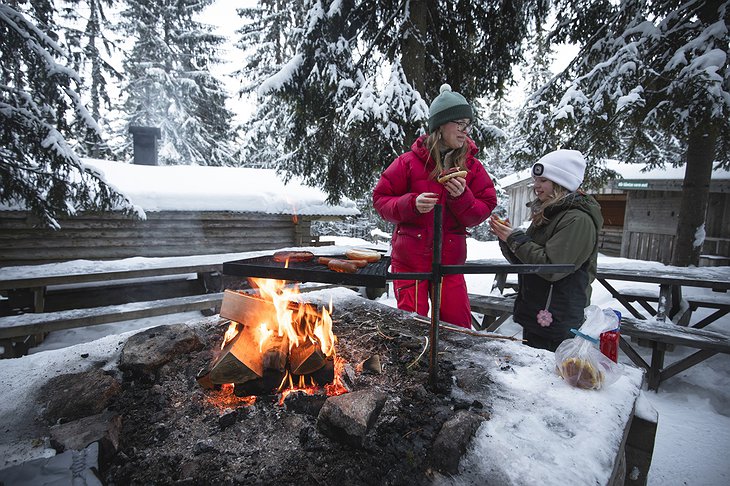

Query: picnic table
left=595, top=264, right=730, bottom=327
left=0, top=253, right=245, bottom=313
left=594, top=263, right=730, bottom=390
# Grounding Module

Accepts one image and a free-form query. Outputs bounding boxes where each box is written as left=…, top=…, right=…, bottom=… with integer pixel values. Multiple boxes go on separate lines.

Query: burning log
left=307, top=358, right=335, bottom=386
left=199, top=324, right=264, bottom=386
left=262, top=334, right=288, bottom=372
left=200, top=284, right=340, bottom=397
left=233, top=359, right=335, bottom=397
left=220, top=289, right=277, bottom=323
left=234, top=370, right=286, bottom=397
left=289, top=340, right=326, bottom=376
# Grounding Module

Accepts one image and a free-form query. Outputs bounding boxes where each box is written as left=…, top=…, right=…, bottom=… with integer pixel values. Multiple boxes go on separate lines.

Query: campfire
left=197, top=278, right=348, bottom=405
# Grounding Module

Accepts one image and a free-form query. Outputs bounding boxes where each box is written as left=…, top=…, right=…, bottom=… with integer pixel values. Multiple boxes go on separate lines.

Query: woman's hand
left=415, top=192, right=439, bottom=213
left=443, top=176, right=466, bottom=198
left=488, top=215, right=513, bottom=242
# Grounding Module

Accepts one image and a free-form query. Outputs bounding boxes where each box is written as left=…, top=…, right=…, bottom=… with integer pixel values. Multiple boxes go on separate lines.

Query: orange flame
left=211, top=279, right=344, bottom=408
left=221, top=321, right=240, bottom=350
left=249, top=277, right=337, bottom=358
left=324, top=356, right=348, bottom=396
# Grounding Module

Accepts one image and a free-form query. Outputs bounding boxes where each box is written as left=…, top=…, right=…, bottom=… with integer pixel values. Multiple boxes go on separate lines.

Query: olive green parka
left=499, top=192, right=604, bottom=341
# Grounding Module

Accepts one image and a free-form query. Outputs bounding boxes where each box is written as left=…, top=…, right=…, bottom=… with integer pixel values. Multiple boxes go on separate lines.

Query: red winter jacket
left=373, top=135, right=497, bottom=271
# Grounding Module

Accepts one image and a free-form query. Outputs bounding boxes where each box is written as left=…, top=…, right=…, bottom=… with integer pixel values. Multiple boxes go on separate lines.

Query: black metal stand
left=429, top=205, right=443, bottom=388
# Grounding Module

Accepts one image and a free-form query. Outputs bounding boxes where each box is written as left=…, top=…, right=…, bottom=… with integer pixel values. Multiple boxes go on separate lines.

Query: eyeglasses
left=450, top=120, right=473, bottom=133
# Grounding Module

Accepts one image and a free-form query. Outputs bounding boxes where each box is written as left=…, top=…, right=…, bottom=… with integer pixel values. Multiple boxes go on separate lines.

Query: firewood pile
left=36, top=291, right=511, bottom=485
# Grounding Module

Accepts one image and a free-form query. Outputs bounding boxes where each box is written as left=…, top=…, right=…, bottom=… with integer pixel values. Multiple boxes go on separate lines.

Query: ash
left=104, top=296, right=492, bottom=485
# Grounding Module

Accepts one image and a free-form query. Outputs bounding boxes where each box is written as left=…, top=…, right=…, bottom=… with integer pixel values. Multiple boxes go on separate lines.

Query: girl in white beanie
left=489, top=149, right=604, bottom=351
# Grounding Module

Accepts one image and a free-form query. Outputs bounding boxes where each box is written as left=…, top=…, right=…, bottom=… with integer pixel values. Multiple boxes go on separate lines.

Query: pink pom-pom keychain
left=537, top=309, right=553, bottom=327
left=537, top=285, right=554, bottom=327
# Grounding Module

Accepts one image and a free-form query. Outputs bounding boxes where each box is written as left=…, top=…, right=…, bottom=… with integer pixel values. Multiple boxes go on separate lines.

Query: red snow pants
left=391, top=261, right=472, bottom=328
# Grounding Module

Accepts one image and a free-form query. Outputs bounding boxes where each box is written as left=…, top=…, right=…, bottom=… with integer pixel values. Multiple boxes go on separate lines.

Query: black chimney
left=129, top=126, right=161, bottom=165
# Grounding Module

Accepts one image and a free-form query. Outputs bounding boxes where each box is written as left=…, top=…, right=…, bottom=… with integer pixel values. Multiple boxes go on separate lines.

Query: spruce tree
left=513, top=0, right=730, bottom=266
left=117, top=0, right=236, bottom=166
left=0, top=1, right=138, bottom=229
left=58, top=0, right=122, bottom=159
left=236, top=0, right=550, bottom=203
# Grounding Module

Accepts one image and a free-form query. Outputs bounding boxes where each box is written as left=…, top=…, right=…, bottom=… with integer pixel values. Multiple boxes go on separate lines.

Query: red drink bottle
left=600, top=310, right=621, bottom=363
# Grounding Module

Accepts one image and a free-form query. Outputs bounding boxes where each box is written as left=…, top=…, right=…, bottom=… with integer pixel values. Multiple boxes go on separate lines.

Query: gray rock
left=38, top=368, right=121, bottom=424
left=453, top=368, right=492, bottom=393
left=317, top=389, right=387, bottom=447
left=119, top=323, right=202, bottom=376
left=431, top=410, right=486, bottom=475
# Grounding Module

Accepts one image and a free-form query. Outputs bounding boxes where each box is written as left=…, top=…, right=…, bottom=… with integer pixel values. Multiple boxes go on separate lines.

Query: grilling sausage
left=327, top=259, right=359, bottom=273
left=272, top=251, right=315, bottom=263
left=345, top=259, right=368, bottom=268
left=319, top=256, right=367, bottom=269
left=345, top=248, right=381, bottom=262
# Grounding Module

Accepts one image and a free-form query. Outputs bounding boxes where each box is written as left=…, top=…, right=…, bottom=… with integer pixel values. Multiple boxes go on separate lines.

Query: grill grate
left=222, top=254, right=391, bottom=288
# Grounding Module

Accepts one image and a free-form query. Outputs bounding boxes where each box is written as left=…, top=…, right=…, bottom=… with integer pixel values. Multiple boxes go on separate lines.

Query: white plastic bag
left=555, top=306, right=623, bottom=390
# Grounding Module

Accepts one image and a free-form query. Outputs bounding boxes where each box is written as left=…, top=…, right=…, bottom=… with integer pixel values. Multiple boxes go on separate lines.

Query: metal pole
left=429, top=204, right=443, bottom=389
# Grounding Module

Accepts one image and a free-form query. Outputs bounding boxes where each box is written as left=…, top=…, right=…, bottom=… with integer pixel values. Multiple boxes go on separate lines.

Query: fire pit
left=104, top=290, right=495, bottom=484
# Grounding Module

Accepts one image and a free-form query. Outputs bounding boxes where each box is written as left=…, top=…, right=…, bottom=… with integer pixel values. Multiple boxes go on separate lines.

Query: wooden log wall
left=597, top=228, right=622, bottom=257
left=0, top=211, right=316, bottom=267
left=620, top=190, right=679, bottom=263
left=620, top=190, right=730, bottom=263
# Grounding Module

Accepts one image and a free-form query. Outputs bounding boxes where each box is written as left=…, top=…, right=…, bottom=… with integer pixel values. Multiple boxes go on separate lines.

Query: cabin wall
left=505, top=180, right=533, bottom=226
left=0, top=211, right=318, bottom=266
left=620, top=191, right=730, bottom=263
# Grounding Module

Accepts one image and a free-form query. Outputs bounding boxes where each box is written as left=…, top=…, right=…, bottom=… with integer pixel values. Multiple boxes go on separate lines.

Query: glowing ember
left=206, top=383, right=256, bottom=410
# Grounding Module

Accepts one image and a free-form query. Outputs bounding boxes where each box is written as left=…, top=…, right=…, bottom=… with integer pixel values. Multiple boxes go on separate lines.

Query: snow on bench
left=619, top=287, right=730, bottom=328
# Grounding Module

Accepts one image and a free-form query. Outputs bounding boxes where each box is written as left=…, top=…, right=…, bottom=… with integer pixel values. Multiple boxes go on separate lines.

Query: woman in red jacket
left=372, top=84, right=497, bottom=328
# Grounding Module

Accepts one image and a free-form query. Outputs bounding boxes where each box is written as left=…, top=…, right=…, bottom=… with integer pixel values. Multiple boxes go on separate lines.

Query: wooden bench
left=619, top=316, right=730, bottom=391
left=619, top=287, right=730, bottom=328
left=0, top=293, right=225, bottom=357
left=468, top=293, right=516, bottom=331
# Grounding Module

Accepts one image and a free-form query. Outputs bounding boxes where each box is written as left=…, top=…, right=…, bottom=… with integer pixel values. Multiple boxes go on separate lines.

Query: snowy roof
left=497, top=160, right=730, bottom=189
left=83, top=159, right=360, bottom=216
left=0, top=159, right=360, bottom=217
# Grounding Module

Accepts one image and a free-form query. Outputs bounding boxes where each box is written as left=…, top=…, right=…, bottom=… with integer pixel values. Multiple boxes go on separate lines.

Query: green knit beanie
left=428, top=84, right=473, bottom=133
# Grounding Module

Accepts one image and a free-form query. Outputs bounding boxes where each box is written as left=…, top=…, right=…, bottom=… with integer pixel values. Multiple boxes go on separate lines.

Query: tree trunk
left=400, top=0, right=429, bottom=146
left=671, top=127, right=716, bottom=267
left=400, top=0, right=428, bottom=95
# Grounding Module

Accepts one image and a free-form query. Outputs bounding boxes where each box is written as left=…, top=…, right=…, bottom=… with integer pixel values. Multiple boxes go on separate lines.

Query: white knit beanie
left=531, top=149, right=586, bottom=192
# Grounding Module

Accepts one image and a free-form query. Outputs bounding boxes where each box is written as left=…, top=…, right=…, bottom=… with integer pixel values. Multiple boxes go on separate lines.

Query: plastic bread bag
left=554, top=306, right=623, bottom=390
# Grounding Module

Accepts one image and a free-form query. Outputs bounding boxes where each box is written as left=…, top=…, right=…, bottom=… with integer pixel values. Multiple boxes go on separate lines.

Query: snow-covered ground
left=1, top=237, right=729, bottom=485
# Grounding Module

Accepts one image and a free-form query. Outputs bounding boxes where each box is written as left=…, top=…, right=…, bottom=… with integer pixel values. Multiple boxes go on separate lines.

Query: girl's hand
left=488, top=215, right=513, bottom=242
left=415, top=192, right=439, bottom=213
left=443, top=176, right=466, bottom=198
